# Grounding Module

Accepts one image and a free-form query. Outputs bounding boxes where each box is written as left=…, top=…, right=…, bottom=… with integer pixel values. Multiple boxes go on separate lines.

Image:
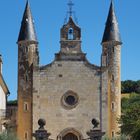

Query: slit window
left=24, top=102, right=29, bottom=111
left=25, top=47, right=28, bottom=53
left=25, top=72, right=29, bottom=82
left=111, top=102, right=115, bottom=112
left=112, top=131, right=115, bottom=137
left=111, top=75, right=114, bottom=81
left=112, top=47, right=114, bottom=53
left=24, top=131, right=28, bottom=140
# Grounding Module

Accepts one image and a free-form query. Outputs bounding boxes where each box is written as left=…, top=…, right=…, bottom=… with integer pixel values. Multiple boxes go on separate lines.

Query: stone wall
left=32, top=60, right=103, bottom=139
left=17, top=42, right=38, bottom=140
left=109, top=45, right=121, bottom=136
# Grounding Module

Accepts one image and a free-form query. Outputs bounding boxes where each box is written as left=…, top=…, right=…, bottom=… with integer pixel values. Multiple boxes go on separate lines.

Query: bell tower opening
left=68, top=28, right=74, bottom=40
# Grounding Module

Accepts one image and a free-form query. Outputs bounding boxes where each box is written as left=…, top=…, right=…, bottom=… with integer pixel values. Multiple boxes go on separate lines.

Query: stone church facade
left=17, top=1, right=122, bottom=140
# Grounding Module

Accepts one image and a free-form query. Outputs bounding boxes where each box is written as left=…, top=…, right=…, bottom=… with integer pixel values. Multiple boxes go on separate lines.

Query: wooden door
left=63, top=133, right=78, bottom=140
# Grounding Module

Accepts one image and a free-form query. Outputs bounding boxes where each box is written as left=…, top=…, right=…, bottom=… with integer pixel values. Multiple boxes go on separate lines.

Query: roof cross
left=64, top=0, right=78, bottom=24
left=68, top=0, right=74, bottom=17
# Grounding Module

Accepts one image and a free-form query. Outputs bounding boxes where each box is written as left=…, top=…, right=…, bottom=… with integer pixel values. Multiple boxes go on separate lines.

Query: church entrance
left=63, top=133, right=78, bottom=140
left=58, top=128, right=82, bottom=140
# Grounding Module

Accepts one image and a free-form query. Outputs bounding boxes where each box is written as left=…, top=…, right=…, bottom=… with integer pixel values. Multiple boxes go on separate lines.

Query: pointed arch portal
left=57, top=128, right=83, bottom=140
left=63, top=133, right=78, bottom=140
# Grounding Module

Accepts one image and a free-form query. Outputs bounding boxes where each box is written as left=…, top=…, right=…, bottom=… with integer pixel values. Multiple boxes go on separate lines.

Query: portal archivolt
left=57, top=128, right=83, bottom=140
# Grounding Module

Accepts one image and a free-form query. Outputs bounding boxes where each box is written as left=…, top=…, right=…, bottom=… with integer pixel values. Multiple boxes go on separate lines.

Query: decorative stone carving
left=33, top=119, right=51, bottom=140
left=87, top=119, right=105, bottom=140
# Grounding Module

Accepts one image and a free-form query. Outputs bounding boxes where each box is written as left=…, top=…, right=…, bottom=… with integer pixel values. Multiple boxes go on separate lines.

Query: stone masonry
left=17, top=1, right=122, bottom=140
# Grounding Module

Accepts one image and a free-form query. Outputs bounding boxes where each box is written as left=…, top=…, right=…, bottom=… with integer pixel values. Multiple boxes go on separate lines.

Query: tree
left=7, top=100, right=17, bottom=105
left=0, top=132, right=18, bottom=140
left=102, top=135, right=128, bottom=140
left=121, top=80, right=135, bottom=93
left=135, top=80, right=140, bottom=93
left=119, top=94, right=140, bottom=140
left=121, top=80, right=140, bottom=94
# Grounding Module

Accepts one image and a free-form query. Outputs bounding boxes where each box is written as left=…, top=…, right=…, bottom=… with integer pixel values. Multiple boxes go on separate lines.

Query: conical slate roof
left=102, top=1, right=122, bottom=44
left=17, top=1, right=37, bottom=42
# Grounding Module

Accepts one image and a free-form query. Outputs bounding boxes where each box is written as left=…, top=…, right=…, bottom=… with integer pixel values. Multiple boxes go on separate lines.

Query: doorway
left=58, top=128, right=83, bottom=140
left=63, top=133, right=78, bottom=140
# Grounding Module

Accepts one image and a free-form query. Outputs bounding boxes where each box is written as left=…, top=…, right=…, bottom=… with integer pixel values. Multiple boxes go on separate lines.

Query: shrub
left=0, top=132, right=18, bottom=140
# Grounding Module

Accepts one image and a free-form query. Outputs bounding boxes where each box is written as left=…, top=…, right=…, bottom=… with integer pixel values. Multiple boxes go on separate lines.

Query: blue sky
left=0, top=0, right=140, bottom=100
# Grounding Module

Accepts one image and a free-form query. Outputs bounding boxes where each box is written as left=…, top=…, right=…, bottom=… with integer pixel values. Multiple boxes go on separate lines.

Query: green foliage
left=0, top=132, right=18, bottom=140
left=7, top=100, right=17, bottom=105
left=102, top=135, right=128, bottom=140
left=121, top=80, right=140, bottom=94
left=120, top=94, right=140, bottom=140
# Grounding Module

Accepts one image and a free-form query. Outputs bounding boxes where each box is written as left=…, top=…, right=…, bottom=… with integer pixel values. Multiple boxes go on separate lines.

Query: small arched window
left=68, top=28, right=74, bottom=40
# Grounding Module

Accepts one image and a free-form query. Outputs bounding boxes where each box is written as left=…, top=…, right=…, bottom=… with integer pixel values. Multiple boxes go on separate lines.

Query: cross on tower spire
left=64, top=0, right=78, bottom=24
left=68, top=0, right=74, bottom=17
